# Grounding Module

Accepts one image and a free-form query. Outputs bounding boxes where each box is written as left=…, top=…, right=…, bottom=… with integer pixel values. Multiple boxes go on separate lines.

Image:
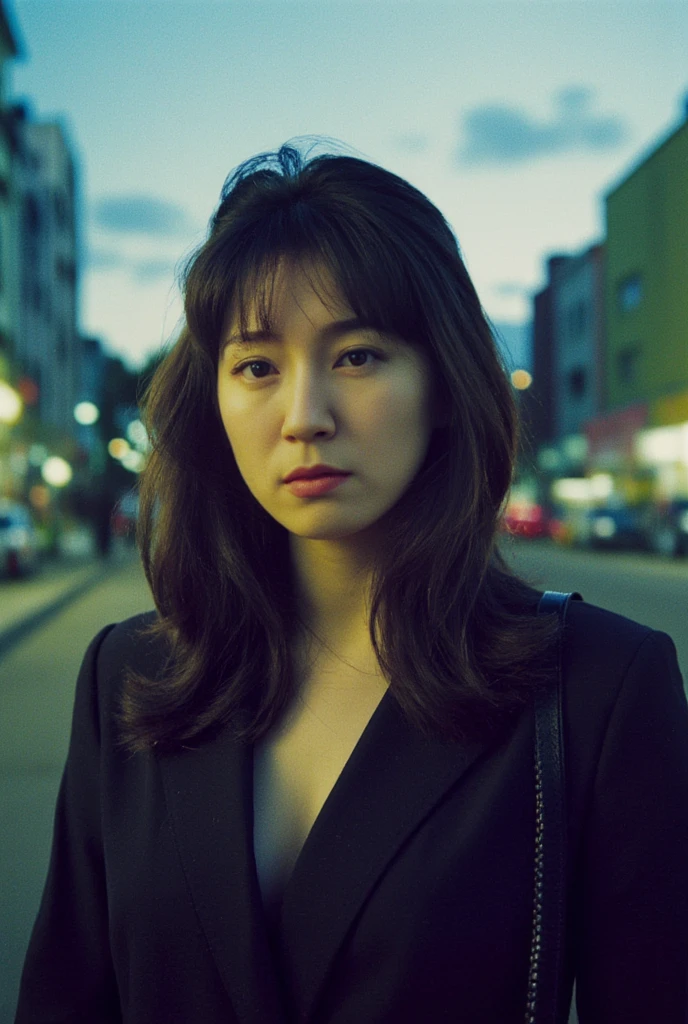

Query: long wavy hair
left=119, top=138, right=558, bottom=754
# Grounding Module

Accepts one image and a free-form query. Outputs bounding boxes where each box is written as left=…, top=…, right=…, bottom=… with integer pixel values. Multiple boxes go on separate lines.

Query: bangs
left=185, top=198, right=429, bottom=361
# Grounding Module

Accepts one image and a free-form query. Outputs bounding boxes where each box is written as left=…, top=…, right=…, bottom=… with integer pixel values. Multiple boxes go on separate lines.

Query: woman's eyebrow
left=224, top=317, right=378, bottom=349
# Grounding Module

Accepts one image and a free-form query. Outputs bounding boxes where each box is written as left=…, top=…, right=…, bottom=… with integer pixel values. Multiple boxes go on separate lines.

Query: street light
left=511, top=369, right=533, bottom=391
left=126, top=418, right=149, bottom=451
left=41, top=456, right=73, bottom=488
left=121, top=449, right=146, bottom=473
left=0, top=380, right=23, bottom=425
left=74, top=401, right=100, bottom=426
left=108, top=437, right=131, bottom=460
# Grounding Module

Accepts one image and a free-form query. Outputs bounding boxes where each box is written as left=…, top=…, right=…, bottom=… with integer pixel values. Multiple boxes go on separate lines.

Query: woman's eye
left=233, top=360, right=273, bottom=380
left=232, top=348, right=382, bottom=381
left=339, top=348, right=380, bottom=368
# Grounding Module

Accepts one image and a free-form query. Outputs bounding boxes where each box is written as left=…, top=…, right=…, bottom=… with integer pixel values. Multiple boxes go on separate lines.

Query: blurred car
left=0, top=500, right=40, bottom=577
left=548, top=504, right=592, bottom=547
left=502, top=501, right=551, bottom=539
left=586, top=504, right=649, bottom=551
left=645, top=499, right=688, bottom=557
left=112, top=491, right=139, bottom=543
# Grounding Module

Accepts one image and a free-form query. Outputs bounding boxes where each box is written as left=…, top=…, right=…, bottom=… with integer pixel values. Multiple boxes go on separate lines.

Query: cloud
left=85, top=248, right=177, bottom=283
left=457, top=86, right=628, bottom=167
left=92, top=194, right=194, bottom=237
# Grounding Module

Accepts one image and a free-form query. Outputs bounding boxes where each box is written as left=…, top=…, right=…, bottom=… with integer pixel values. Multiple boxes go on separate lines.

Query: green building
left=577, top=108, right=688, bottom=517
left=604, top=110, right=688, bottom=416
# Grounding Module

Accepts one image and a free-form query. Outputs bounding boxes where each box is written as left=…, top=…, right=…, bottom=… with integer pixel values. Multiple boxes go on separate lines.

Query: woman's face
left=217, top=259, right=438, bottom=542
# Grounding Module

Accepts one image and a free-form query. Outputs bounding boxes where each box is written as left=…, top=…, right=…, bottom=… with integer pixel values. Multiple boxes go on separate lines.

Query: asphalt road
left=0, top=557, right=154, bottom=1024
left=2, top=542, right=687, bottom=1022
left=502, top=536, right=688, bottom=686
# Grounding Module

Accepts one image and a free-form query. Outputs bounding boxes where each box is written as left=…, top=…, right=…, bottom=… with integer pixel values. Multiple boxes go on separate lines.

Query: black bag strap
left=525, top=590, right=582, bottom=1024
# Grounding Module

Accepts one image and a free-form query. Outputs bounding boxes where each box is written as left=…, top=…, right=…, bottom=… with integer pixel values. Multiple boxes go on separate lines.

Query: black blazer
left=15, top=598, right=688, bottom=1023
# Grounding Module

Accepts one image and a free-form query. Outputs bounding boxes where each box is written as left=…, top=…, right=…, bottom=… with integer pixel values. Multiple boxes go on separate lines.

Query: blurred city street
left=504, top=537, right=688, bottom=683
left=0, top=552, right=153, bottom=1024
left=0, top=540, right=686, bottom=1021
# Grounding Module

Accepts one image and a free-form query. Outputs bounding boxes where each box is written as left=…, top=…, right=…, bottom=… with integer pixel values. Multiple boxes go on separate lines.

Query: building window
left=567, top=301, right=587, bottom=339
left=54, top=190, right=70, bottom=230
left=617, top=344, right=641, bottom=384
left=24, top=195, right=41, bottom=237
left=56, top=256, right=76, bottom=285
left=568, top=367, right=587, bottom=399
left=618, top=274, right=643, bottom=312
left=24, top=196, right=42, bottom=311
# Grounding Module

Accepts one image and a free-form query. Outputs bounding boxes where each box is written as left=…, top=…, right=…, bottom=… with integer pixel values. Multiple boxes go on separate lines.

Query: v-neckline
left=251, top=684, right=393, bottom=919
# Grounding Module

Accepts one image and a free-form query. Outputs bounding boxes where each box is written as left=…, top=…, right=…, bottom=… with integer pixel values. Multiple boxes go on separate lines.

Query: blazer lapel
left=159, top=730, right=289, bottom=1024
left=277, top=689, right=494, bottom=1022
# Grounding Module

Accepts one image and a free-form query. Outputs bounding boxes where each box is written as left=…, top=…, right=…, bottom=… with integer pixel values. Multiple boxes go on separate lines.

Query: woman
left=15, top=141, right=688, bottom=1023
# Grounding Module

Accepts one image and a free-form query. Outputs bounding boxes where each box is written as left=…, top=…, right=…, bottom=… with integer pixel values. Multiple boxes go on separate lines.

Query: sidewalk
left=0, top=543, right=140, bottom=658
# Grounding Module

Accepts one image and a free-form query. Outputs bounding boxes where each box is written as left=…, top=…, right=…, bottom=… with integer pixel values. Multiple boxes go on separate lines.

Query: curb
left=0, top=565, right=112, bottom=660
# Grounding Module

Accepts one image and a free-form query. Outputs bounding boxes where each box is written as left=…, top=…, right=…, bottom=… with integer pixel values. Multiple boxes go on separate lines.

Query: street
left=503, top=536, right=688, bottom=684
left=1, top=542, right=687, bottom=1022
left=0, top=556, right=154, bottom=1024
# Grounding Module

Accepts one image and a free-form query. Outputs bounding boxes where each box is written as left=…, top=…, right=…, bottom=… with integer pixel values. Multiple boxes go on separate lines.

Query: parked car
left=645, top=499, right=688, bottom=557
left=112, top=491, right=139, bottom=542
left=586, top=504, right=649, bottom=551
left=0, top=500, right=40, bottom=577
left=502, top=501, right=551, bottom=539
left=548, top=504, right=591, bottom=547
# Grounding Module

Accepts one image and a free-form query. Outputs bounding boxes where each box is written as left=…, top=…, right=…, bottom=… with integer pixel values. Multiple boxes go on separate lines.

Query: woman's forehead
left=231, top=257, right=354, bottom=332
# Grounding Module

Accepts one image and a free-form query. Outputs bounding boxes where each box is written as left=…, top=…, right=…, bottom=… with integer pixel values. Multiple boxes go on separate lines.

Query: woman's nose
left=280, top=370, right=336, bottom=442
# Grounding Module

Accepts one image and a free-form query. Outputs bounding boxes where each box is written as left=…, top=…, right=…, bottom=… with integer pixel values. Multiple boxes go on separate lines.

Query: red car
left=502, top=502, right=551, bottom=539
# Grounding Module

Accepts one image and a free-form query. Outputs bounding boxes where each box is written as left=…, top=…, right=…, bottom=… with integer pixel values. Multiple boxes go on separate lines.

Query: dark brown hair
left=119, top=138, right=557, bottom=754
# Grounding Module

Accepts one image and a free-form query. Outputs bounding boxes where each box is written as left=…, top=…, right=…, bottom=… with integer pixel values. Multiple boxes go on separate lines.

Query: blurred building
left=524, top=245, right=605, bottom=481
left=11, top=110, right=80, bottom=437
left=522, top=255, right=569, bottom=455
left=0, top=0, right=83, bottom=509
left=76, top=335, right=108, bottom=472
left=553, top=243, right=605, bottom=441
left=583, top=105, right=688, bottom=493
left=604, top=109, right=688, bottom=414
left=513, top=98, right=688, bottom=548
left=0, top=0, right=19, bottom=363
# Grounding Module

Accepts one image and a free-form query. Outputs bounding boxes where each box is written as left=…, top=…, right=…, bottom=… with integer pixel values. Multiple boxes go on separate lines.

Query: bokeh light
left=29, top=484, right=51, bottom=510
left=41, top=456, right=73, bottom=487
left=108, top=437, right=131, bottom=460
left=511, top=369, right=533, bottom=391
left=0, top=380, right=23, bottom=425
left=126, top=418, right=149, bottom=450
left=74, top=401, right=100, bottom=426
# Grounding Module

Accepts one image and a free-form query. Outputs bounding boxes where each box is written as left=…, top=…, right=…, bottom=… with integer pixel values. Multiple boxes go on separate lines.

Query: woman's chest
left=252, top=668, right=388, bottom=909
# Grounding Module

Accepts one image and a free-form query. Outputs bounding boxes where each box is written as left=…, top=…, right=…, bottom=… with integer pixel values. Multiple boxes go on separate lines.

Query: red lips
left=283, top=464, right=350, bottom=483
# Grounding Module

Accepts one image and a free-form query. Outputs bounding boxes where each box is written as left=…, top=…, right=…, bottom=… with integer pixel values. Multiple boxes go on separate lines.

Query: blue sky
left=7, top=0, right=688, bottom=370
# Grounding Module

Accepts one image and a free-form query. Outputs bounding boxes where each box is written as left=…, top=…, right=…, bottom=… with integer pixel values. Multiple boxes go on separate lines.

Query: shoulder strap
left=525, top=590, right=582, bottom=1024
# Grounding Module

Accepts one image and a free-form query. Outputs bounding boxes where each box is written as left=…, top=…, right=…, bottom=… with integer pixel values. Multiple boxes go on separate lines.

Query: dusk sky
left=7, top=0, right=688, bottom=371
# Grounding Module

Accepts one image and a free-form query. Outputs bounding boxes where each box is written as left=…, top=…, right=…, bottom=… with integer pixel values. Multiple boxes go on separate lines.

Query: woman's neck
left=289, top=533, right=378, bottom=669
